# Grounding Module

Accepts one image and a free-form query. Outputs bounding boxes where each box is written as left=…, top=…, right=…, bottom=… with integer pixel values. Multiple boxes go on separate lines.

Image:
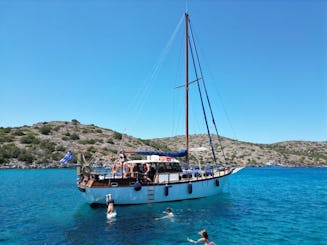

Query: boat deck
left=78, top=168, right=233, bottom=188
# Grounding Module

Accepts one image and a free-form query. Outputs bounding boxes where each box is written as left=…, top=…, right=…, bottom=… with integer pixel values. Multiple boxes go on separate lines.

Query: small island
left=0, top=120, right=326, bottom=169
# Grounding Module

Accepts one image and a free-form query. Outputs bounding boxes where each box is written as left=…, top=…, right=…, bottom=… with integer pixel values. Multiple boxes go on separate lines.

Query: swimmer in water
left=187, top=229, right=216, bottom=245
left=106, top=194, right=115, bottom=215
left=155, top=207, right=174, bottom=220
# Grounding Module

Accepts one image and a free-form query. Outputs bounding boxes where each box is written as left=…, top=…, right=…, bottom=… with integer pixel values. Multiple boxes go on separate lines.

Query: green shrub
left=52, top=152, right=62, bottom=161
left=78, top=139, right=96, bottom=145
left=12, top=129, right=25, bottom=136
left=72, top=119, right=80, bottom=125
left=39, top=125, right=52, bottom=135
left=0, top=127, right=11, bottom=134
left=113, top=132, right=122, bottom=140
left=20, top=135, right=38, bottom=144
left=62, top=136, right=70, bottom=141
left=53, top=125, right=62, bottom=131
left=88, top=139, right=96, bottom=144
left=70, top=133, right=80, bottom=140
left=18, top=150, right=34, bottom=163
left=0, top=135, right=14, bottom=143
left=108, top=148, right=118, bottom=154
left=87, top=146, right=97, bottom=153
left=56, top=145, right=66, bottom=152
left=0, top=156, right=7, bottom=164
left=39, top=139, right=56, bottom=152
left=0, top=143, right=21, bottom=159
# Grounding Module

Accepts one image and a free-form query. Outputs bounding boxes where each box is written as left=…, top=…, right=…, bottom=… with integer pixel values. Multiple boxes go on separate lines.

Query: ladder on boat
left=147, top=186, right=155, bottom=202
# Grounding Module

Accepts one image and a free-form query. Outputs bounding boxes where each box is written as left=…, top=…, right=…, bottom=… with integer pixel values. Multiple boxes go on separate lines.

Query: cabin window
left=157, top=162, right=166, bottom=173
left=165, top=162, right=173, bottom=171
left=171, top=162, right=182, bottom=172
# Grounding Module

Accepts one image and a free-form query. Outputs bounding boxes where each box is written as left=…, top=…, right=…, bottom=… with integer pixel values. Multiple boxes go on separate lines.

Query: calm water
left=0, top=167, right=326, bottom=245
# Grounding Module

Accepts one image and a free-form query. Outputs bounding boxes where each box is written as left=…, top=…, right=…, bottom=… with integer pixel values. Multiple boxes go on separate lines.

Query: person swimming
left=187, top=229, right=216, bottom=245
left=106, top=194, right=116, bottom=219
left=155, top=207, right=174, bottom=220
left=165, top=207, right=174, bottom=217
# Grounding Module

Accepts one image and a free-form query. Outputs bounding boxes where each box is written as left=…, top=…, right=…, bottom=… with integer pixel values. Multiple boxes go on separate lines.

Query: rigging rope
left=188, top=35, right=217, bottom=164
left=189, top=19, right=227, bottom=164
left=127, top=14, right=184, bottom=131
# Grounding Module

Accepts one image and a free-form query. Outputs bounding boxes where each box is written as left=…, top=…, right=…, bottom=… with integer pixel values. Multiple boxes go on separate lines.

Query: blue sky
left=0, top=0, right=326, bottom=144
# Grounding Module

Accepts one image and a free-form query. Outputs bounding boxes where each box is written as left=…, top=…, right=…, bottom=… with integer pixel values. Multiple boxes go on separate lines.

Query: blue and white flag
left=60, top=151, right=74, bottom=164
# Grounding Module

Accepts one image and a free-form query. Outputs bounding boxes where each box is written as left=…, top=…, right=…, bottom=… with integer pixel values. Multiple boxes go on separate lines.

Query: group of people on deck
left=112, top=151, right=157, bottom=183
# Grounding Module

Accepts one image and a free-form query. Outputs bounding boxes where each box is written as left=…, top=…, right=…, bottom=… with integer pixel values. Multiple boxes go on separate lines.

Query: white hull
left=80, top=175, right=231, bottom=205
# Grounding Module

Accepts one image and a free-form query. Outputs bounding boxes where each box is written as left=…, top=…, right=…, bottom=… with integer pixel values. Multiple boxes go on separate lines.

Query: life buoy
left=123, top=163, right=133, bottom=178
left=187, top=183, right=192, bottom=194
left=164, top=185, right=169, bottom=196
left=87, top=179, right=94, bottom=187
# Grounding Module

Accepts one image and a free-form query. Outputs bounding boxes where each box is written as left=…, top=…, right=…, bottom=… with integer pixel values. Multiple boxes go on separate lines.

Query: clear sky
left=0, top=0, right=326, bottom=144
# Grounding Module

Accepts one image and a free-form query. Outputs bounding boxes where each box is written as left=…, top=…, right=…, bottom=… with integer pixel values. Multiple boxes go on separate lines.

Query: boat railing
left=85, top=167, right=231, bottom=186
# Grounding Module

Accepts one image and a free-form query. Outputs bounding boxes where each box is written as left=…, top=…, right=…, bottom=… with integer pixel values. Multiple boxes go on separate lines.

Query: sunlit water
left=0, top=167, right=326, bottom=244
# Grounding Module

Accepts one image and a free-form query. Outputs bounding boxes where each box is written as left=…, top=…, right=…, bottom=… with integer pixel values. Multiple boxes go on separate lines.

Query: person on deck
left=144, top=163, right=152, bottom=182
left=119, top=151, right=126, bottom=163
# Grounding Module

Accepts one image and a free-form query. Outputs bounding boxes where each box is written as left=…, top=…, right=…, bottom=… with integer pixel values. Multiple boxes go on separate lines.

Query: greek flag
left=60, top=151, right=74, bottom=164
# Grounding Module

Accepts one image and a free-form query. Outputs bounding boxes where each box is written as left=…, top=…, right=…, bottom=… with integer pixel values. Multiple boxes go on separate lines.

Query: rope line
left=189, top=18, right=227, bottom=164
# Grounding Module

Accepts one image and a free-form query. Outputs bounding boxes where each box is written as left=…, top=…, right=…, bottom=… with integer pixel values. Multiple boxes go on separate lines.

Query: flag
left=60, top=151, right=74, bottom=164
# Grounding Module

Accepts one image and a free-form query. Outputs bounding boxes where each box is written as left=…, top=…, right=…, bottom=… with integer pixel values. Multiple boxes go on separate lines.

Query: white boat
left=77, top=12, right=243, bottom=206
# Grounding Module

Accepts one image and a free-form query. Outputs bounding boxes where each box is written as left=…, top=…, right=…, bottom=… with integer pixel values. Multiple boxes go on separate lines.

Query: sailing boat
left=77, top=13, right=243, bottom=205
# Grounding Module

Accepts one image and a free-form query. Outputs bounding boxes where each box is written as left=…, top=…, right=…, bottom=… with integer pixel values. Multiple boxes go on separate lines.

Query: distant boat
left=265, top=162, right=285, bottom=167
left=77, top=12, right=243, bottom=205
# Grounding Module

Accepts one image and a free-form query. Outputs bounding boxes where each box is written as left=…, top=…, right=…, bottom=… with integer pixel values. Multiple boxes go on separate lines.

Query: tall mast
left=185, top=12, right=189, bottom=164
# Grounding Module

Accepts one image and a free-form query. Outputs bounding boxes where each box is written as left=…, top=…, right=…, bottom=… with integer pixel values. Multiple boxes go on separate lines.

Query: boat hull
left=79, top=175, right=230, bottom=205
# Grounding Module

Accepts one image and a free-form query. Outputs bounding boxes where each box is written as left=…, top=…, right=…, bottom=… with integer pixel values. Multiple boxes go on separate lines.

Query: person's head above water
left=199, top=229, right=208, bottom=239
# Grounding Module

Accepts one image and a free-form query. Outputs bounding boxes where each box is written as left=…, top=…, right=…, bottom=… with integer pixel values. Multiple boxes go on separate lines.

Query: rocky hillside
left=0, top=120, right=326, bottom=168
left=152, top=135, right=327, bottom=167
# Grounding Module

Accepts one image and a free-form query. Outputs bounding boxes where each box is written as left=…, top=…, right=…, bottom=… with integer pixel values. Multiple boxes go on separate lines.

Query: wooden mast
left=185, top=12, right=189, bottom=164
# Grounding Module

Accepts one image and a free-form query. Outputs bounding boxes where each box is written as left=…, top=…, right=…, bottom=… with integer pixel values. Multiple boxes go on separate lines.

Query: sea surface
left=0, top=167, right=326, bottom=245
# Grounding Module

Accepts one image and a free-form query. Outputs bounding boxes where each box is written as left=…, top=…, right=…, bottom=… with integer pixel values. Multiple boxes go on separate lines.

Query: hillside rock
left=0, top=120, right=326, bottom=168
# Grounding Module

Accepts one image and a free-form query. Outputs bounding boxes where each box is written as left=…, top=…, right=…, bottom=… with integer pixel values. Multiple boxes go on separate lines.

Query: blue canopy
left=135, top=149, right=187, bottom=157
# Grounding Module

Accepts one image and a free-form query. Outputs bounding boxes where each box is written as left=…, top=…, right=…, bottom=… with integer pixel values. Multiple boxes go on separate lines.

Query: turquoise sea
left=1, top=167, right=326, bottom=245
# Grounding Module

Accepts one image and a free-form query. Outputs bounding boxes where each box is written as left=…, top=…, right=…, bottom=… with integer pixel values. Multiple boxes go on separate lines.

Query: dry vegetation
left=0, top=120, right=326, bottom=168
